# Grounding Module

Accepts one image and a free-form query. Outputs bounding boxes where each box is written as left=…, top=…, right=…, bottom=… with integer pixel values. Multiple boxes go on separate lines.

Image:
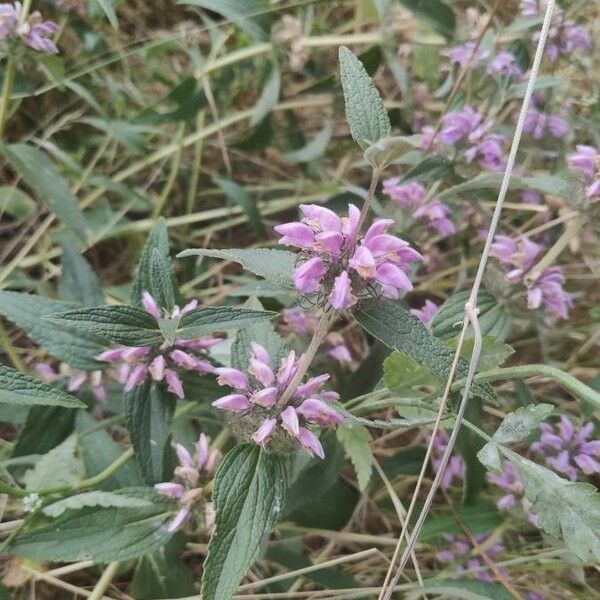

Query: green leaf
left=43, top=491, right=152, bottom=517
left=0, top=143, right=88, bottom=241
left=400, top=154, right=455, bottom=183
left=180, top=0, right=270, bottom=41
left=0, top=291, right=104, bottom=370
left=132, top=218, right=176, bottom=307
left=338, top=46, right=391, bottom=151
left=337, top=422, right=373, bottom=490
left=48, top=305, right=162, bottom=346
left=177, top=248, right=296, bottom=290
left=364, top=134, right=421, bottom=169
left=399, top=0, right=456, bottom=40
left=77, top=412, right=143, bottom=490
left=0, top=185, right=36, bottom=218
left=201, top=444, right=287, bottom=600
left=431, top=291, right=511, bottom=341
left=478, top=404, right=554, bottom=471
left=131, top=535, right=195, bottom=599
left=59, top=241, right=105, bottom=306
left=11, top=488, right=174, bottom=563
left=125, top=381, right=176, bottom=484
left=0, top=365, right=85, bottom=408
left=406, top=579, right=513, bottom=600
left=450, top=336, right=514, bottom=371
left=214, top=176, right=265, bottom=236
left=510, top=454, right=600, bottom=562
left=510, top=75, right=563, bottom=97
left=354, top=299, right=496, bottom=403
left=24, top=436, right=83, bottom=490
left=282, top=121, right=333, bottom=163
left=177, top=306, right=276, bottom=339
left=149, top=248, right=177, bottom=312
left=91, top=0, right=119, bottom=28
left=383, top=350, right=442, bottom=394
left=251, top=66, right=281, bottom=126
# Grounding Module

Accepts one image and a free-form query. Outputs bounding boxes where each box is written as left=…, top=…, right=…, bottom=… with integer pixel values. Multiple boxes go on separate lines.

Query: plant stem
left=0, top=57, right=16, bottom=138
left=0, top=319, right=25, bottom=371
left=88, top=561, right=120, bottom=600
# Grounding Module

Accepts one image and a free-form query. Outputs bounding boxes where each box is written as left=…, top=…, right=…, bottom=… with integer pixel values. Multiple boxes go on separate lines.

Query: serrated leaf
left=364, top=134, right=421, bottom=169
left=48, top=305, right=162, bottom=347
left=406, top=579, right=513, bottom=600
left=354, top=299, right=496, bottom=403
left=399, top=0, right=456, bottom=40
left=43, top=491, right=152, bottom=517
left=0, top=291, right=104, bottom=370
left=337, top=422, right=373, bottom=490
left=125, top=381, right=176, bottom=484
left=449, top=336, right=514, bottom=371
left=11, top=488, right=174, bottom=563
left=0, top=365, right=86, bottom=408
left=251, top=66, right=281, bottom=126
left=177, top=306, right=276, bottom=339
left=201, top=444, right=287, bottom=600
left=24, top=436, right=83, bottom=490
left=0, top=143, right=88, bottom=241
left=282, top=121, right=333, bottom=163
left=214, top=176, right=265, bottom=236
left=59, top=241, right=105, bottom=306
left=338, top=46, right=391, bottom=151
left=180, top=0, right=270, bottom=41
left=478, top=404, right=554, bottom=471
left=510, top=454, right=600, bottom=562
left=383, top=350, right=442, bottom=394
left=178, top=248, right=296, bottom=290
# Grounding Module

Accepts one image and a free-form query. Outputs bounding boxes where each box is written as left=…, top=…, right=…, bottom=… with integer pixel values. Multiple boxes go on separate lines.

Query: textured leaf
left=0, top=365, right=85, bottom=408
left=0, top=291, right=104, bottom=370
left=511, top=454, right=600, bottom=562
left=478, top=404, right=554, bottom=471
left=400, top=154, right=455, bottom=183
left=178, top=248, right=296, bottom=290
left=201, top=444, right=287, bottom=600
left=383, top=350, right=442, bottom=393
left=43, top=491, right=151, bottom=517
left=338, top=46, right=391, bottom=151
left=282, top=121, right=333, bottom=163
left=364, top=134, right=421, bottom=169
left=406, top=579, right=513, bottom=600
left=399, top=0, right=456, bottom=40
left=214, top=176, right=265, bottom=236
left=354, top=299, right=496, bottom=403
left=450, top=336, right=514, bottom=371
left=180, top=0, right=270, bottom=41
left=0, top=143, right=88, bottom=241
left=124, top=381, right=176, bottom=484
left=149, top=248, right=177, bottom=312
left=337, top=422, right=373, bottom=490
left=24, top=436, right=83, bottom=490
left=11, top=488, right=174, bottom=563
left=251, top=66, right=281, bottom=126
left=48, top=305, right=162, bottom=346
left=59, top=241, right=105, bottom=306
left=177, top=306, right=276, bottom=339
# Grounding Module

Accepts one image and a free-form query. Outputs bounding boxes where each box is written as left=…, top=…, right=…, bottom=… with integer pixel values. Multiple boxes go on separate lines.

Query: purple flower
left=439, top=106, right=483, bottom=146
left=567, top=144, right=598, bottom=178
left=155, top=433, right=221, bottom=532
left=382, top=179, right=425, bottom=208
left=96, top=292, right=219, bottom=399
left=531, top=416, right=600, bottom=481
left=55, top=0, right=87, bottom=17
left=429, top=429, right=465, bottom=489
left=19, top=10, right=59, bottom=54
left=34, top=361, right=108, bottom=403
left=526, top=266, right=572, bottom=320
left=410, top=299, right=439, bottom=325
left=523, top=109, right=568, bottom=140
left=444, top=42, right=488, bottom=68
left=487, top=51, right=522, bottom=79
left=275, top=204, right=421, bottom=307
left=211, top=343, right=343, bottom=459
left=412, top=200, right=456, bottom=236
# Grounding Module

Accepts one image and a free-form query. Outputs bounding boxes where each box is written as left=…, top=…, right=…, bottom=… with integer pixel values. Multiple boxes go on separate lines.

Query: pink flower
left=568, top=145, right=598, bottom=178
left=329, top=271, right=356, bottom=310
left=487, top=51, right=522, bottom=79
left=212, top=393, right=251, bottom=412
left=294, top=257, right=327, bottom=293
left=296, top=398, right=344, bottom=427
left=252, top=418, right=277, bottom=447
left=297, top=428, right=325, bottom=459
left=410, top=299, right=439, bottom=325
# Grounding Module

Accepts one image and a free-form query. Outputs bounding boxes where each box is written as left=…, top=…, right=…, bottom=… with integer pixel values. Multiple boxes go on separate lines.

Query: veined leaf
left=124, top=381, right=176, bottom=484
left=43, top=491, right=151, bottom=517
left=510, top=453, right=600, bottom=562
left=11, top=488, right=174, bottom=563
left=338, top=46, right=391, bottom=151
left=364, top=134, right=422, bottom=169
left=47, top=305, right=162, bottom=347
left=0, top=365, right=86, bottom=408
left=177, top=248, right=297, bottom=290
left=201, top=444, right=287, bottom=600
left=214, top=176, right=265, bottom=236
left=384, top=350, right=443, bottom=394
left=337, top=422, right=373, bottom=490
left=177, top=305, right=276, bottom=339
left=24, top=436, right=83, bottom=490
left=59, top=241, right=105, bottom=306
left=353, top=299, right=496, bottom=403
left=478, top=404, right=554, bottom=471
left=0, top=143, right=88, bottom=241
left=450, top=336, right=514, bottom=372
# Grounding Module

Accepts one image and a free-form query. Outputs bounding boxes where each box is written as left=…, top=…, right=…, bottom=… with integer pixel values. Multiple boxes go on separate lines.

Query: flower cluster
left=96, top=292, right=219, bottom=399
left=212, top=342, right=343, bottom=458
left=531, top=416, right=600, bottom=481
left=490, top=234, right=572, bottom=319
left=275, top=204, right=421, bottom=309
left=410, top=299, right=439, bottom=325
left=523, top=108, right=569, bottom=140
left=435, top=533, right=506, bottom=582
left=155, top=433, right=221, bottom=532
left=382, top=180, right=455, bottom=236
left=282, top=307, right=352, bottom=363
left=35, top=361, right=108, bottom=403
left=445, top=43, right=522, bottom=80
left=567, top=144, right=600, bottom=203
left=429, top=429, right=465, bottom=489
left=0, top=3, right=58, bottom=54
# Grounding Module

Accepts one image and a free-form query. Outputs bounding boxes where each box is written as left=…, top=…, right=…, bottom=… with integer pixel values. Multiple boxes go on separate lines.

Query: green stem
left=0, top=319, right=25, bottom=372
left=0, top=57, right=16, bottom=138
left=88, top=561, right=120, bottom=600
left=153, top=122, right=185, bottom=218
left=0, top=447, right=134, bottom=498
